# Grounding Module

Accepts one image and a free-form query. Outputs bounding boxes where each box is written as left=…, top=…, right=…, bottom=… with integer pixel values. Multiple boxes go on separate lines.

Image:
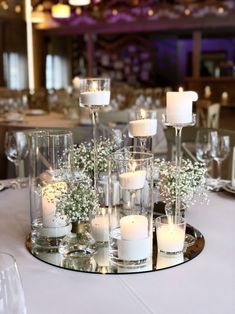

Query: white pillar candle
left=120, top=215, right=148, bottom=240
left=118, top=236, right=152, bottom=261
left=129, top=119, right=157, bottom=137
left=166, top=91, right=198, bottom=124
left=80, top=91, right=110, bottom=107
left=42, top=182, right=67, bottom=228
left=91, top=215, right=109, bottom=242
left=157, top=224, right=185, bottom=254
left=119, top=170, right=146, bottom=190
left=231, top=147, right=235, bottom=187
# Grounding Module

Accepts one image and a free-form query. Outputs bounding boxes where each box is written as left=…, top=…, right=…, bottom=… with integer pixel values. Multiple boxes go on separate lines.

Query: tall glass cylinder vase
left=108, top=147, right=154, bottom=268
left=79, top=78, right=111, bottom=191
left=28, top=129, right=74, bottom=252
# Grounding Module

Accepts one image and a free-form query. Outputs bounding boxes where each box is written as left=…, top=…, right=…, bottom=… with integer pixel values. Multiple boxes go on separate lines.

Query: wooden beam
left=37, top=14, right=235, bottom=36
left=85, top=34, right=94, bottom=77
left=192, top=31, right=201, bottom=79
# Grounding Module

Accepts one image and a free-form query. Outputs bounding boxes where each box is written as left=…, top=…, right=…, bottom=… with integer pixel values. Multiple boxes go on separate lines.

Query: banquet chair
left=196, top=99, right=211, bottom=127
left=207, top=103, right=220, bottom=128
left=196, top=100, right=220, bottom=129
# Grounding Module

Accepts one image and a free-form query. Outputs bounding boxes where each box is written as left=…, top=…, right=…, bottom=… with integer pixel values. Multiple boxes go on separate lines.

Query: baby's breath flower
left=155, top=158, right=208, bottom=207
left=73, top=137, right=119, bottom=176
left=57, top=174, right=99, bottom=223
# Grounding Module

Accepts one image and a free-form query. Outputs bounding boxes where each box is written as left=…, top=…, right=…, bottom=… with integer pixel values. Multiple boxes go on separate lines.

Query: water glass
left=0, top=253, right=27, bottom=314
left=195, top=129, right=213, bottom=166
left=5, top=131, right=29, bottom=182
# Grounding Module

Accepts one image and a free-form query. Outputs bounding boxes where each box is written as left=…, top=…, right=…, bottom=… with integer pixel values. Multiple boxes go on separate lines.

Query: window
left=3, top=52, right=27, bottom=89
left=46, top=54, right=70, bottom=89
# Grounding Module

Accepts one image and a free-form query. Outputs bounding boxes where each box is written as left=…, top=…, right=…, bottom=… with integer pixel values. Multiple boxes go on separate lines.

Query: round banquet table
left=0, top=186, right=235, bottom=314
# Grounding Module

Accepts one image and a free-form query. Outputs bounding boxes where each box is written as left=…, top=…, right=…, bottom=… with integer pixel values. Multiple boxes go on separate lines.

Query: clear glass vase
left=108, top=146, right=154, bottom=268
left=59, top=221, right=97, bottom=259
left=28, top=129, right=74, bottom=253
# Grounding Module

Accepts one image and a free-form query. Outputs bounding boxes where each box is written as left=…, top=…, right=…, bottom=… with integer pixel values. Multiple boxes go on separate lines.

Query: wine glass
left=5, top=131, right=29, bottom=187
left=79, top=78, right=110, bottom=191
left=210, top=131, right=230, bottom=184
left=195, top=129, right=214, bottom=168
left=0, top=252, right=27, bottom=313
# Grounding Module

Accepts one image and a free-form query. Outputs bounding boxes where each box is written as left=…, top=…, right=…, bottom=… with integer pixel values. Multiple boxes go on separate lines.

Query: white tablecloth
left=0, top=188, right=235, bottom=314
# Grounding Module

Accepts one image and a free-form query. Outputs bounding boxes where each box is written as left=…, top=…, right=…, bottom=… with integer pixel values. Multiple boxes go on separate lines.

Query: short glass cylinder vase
left=156, top=215, right=186, bottom=256
left=108, top=146, right=154, bottom=268
left=59, top=221, right=97, bottom=259
left=28, top=129, right=74, bottom=252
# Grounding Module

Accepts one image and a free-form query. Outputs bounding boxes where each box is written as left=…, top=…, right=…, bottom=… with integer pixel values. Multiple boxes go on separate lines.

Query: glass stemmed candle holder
left=162, top=90, right=198, bottom=218
left=108, top=146, right=154, bottom=268
left=79, top=78, right=111, bottom=191
left=129, top=109, right=157, bottom=151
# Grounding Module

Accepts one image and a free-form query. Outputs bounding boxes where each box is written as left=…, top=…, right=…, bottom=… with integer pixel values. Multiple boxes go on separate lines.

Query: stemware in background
left=79, top=78, right=111, bottom=190
left=210, top=131, right=230, bottom=184
left=5, top=131, right=29, bottom=187
left=195, top=129, right=214, bottom=170
left=0, top=253, right=27, bottom=314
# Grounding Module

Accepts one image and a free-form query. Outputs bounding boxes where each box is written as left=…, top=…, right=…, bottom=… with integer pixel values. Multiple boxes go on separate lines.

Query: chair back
left=207, top=103, right=220, bottom=129
left=196, top=99, right=211, bottom=127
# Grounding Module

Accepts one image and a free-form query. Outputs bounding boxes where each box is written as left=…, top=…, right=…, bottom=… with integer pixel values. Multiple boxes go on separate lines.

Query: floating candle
left=80, top=91, right=110, bottom=107
left=119, top=170, right=146, bottom=190
left=129, top=118, right=157, bottom=137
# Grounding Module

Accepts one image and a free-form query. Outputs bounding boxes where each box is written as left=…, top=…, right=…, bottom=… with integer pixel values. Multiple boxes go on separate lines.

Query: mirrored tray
left=26, top=222, right=204, bottom=275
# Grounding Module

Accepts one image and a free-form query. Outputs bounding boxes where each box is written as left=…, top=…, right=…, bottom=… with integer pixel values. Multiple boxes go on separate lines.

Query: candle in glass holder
left=119, top=170, right=146, bottom=190
left=91, top=213, right=109, bottom=242
left=129, top=109, right=157, bottom=137
left=80, top=91, right=110, bottom=107
left=157, top=223, right=185, bottom=254
left=42, top=182, right=67, bottom=228
left=166, top=91, right=198, bottom=124
left=118, top=214, right=151, bottom=260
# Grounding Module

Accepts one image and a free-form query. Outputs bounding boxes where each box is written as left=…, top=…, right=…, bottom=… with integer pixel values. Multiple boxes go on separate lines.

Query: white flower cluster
left=73, top=137, right=119, bottom=176
left=155, top=158, right=208, bottom=207
left=57, top=174, right=99, bottom=223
